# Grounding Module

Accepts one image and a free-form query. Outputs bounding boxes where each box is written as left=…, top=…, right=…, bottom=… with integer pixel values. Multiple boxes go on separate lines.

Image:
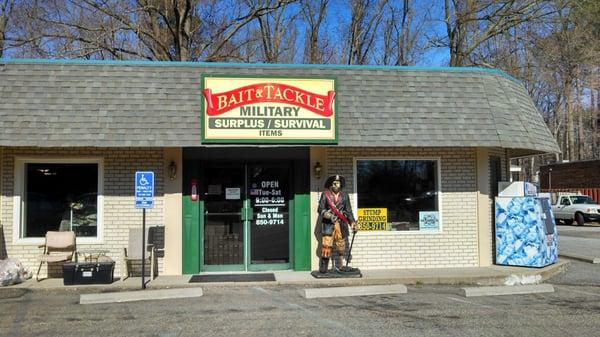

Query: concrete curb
left=3, top=260, right=570, bottom=295
left=537, top=259, right=571, bottom=280
left=461, top=284, right=554, bottom=297
left=480, top=260, right=570, bottom=286
left=302, top=284, right=407, bottom=299
left=80, top=287, right=203, bottom=304
left=559, top=252, right=600, bottom=264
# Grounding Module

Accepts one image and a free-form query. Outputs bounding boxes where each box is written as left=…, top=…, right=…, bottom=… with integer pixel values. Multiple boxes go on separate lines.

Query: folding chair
left=121, top=228, right=156, bottom=281
left=36, top=231, right=76, bottom=281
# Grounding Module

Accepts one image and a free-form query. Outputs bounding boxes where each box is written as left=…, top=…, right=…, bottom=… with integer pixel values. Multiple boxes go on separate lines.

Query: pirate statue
left=314, top=174, right=361, bottom=277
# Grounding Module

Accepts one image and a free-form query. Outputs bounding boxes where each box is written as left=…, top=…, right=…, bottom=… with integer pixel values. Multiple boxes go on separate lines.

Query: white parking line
left=461, top=284, right=554, bottom=297
left=303, top=284, right=407, bottom=299
left=444, top=296, right=496, bottom=309
left=251, top=286, right=270, bottom=295
left=253, top=286, right=362, bottom=337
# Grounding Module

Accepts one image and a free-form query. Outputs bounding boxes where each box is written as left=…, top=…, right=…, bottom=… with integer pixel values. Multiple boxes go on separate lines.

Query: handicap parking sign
left=135, top=171, right=154, bottom=209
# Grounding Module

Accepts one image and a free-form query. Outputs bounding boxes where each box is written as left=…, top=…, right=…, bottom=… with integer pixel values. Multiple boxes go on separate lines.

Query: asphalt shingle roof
left=0, top=59, right=559, bottom=155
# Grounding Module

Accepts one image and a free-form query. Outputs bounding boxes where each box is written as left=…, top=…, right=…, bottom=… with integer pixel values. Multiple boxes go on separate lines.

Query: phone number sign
left=357, top=208, right=388, bottom=231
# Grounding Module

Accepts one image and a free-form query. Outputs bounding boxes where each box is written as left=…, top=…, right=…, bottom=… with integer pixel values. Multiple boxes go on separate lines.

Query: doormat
left=189, top=273, right=276, bottom=283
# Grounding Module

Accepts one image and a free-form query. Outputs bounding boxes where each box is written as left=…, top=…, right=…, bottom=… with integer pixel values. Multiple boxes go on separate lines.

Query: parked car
left=551, top=193, right=600, bottom=226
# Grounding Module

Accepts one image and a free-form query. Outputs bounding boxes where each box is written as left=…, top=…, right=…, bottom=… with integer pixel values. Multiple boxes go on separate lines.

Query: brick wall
left=1, top=146, right=500, bottom=274
left=321, top=147, right=480, bottom=269
left=0, top=147, right=164, bottom=279
left=488, top=148, right=508, bottom=183
left=540, top=160, right=600, bottom=189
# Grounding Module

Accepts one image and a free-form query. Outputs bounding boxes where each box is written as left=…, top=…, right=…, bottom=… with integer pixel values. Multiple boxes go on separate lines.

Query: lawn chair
left=121, top=227, right=156, bottom=281
left=36, top=231, right=76, bottom=281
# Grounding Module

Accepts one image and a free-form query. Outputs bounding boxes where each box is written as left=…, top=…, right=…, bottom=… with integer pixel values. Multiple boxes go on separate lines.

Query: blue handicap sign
left=135, top=171, right=154, bottom=209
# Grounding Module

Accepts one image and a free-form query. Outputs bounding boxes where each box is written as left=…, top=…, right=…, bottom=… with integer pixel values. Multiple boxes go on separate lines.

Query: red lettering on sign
left=203, top=83, right=335, bottom=117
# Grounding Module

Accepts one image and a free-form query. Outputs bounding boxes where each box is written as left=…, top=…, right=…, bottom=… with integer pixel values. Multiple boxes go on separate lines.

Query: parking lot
left=557, top=223, right=600, bottom=263
left=1, top=270, right=600, bottom=337
left=1, top=222, right=599, bottom=337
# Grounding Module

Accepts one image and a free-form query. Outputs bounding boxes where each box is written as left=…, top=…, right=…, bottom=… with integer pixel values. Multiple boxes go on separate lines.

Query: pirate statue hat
left=324, top=174, right=346, bottom=189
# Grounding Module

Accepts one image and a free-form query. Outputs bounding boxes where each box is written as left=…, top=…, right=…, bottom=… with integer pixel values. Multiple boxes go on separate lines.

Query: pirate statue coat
left=316, top=174, right=358, bottom=274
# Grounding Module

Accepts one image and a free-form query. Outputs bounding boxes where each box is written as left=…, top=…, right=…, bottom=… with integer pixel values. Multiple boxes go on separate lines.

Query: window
left=355, top=159, right=440, bottom=232
left=14, top=158, right=103, bottom=243
left=569, top=196, right=595, bottom=205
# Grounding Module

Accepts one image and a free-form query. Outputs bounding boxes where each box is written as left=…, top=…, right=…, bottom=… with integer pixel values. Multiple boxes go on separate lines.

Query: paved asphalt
left=558, top=225, right=600, bottom=239
left=557, top=224, right=600, bottom=261
left=2, top=277, right=600, bottom=337
left=1, top=224, right=600, bottom=337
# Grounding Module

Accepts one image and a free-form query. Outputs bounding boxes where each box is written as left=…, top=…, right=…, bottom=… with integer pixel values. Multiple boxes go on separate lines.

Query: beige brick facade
left=0, top=147, right=165, bottom=278
left=0, top=145, right=508, bottom=276
left=310, top=147, right=502, bottom=269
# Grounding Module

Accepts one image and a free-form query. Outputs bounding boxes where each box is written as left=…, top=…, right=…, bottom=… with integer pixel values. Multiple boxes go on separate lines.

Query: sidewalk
left=7, top=259, right=569, bottom=294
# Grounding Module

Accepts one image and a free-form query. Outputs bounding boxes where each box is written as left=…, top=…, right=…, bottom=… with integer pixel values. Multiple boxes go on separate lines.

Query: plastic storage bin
left=63, top=261, right=115, bottom=285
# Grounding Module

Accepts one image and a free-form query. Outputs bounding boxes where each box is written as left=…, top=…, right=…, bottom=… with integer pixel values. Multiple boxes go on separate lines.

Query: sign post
left=135, top=171, right=154, bottom=289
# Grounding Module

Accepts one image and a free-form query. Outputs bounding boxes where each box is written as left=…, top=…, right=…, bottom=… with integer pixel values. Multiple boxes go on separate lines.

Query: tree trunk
left=595, top=72, right=600, bottom=158
left=302, top=0, right=328, bottom=64
left=565, top=77, right=575, bottom=161
left=575, top=76, right=585, bottom=160
left=0, top=0, right=14, bottom=59
left=173, top=0, right=193, bottom=61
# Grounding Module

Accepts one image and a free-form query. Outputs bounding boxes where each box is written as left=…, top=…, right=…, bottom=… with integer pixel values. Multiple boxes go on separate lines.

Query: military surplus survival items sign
left=201, top=76, right=337, bottom=143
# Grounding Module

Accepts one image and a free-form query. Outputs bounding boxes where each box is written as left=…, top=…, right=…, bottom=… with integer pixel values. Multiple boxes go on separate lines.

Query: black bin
left=63, top=261, right=115, bottom=285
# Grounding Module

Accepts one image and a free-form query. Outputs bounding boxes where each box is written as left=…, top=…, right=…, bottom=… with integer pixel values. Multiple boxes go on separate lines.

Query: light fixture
left=314, top=161, right=322, bottom=179
left=168, top=161, right=177, bottom=181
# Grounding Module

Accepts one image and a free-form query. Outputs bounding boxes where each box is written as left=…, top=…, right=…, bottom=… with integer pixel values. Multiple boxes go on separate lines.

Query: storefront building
left=0, top=59, right=559, bottom=278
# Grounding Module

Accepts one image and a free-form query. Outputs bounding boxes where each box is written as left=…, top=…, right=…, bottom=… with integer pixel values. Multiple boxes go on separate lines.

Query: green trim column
left=292, top=193, right=311, bottom=270
left=182, top=160, right=201, bottom=274
left=292, top=157, right=311, bottom=271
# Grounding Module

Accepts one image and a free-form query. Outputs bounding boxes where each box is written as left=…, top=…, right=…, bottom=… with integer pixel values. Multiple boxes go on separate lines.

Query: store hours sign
left=251, top=180, right=285, bottom=226
left=201, top=76, right=337, bottom=143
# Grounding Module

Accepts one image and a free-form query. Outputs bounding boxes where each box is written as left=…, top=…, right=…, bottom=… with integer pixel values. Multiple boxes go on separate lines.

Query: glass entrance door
left=201, top=162, right=291, bottom=271
left=248, top=164, right=290, bottom=268
left=202, top=164, right=245, bottom=270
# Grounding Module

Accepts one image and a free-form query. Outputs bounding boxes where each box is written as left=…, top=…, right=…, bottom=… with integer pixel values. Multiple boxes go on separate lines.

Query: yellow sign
left=201, top=76, right=337, bottom=143
left=357, top=208, right=388, bottom=231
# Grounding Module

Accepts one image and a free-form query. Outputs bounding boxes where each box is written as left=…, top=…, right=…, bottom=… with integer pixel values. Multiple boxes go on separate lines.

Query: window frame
left=352, top=157, right=443, bottom=234
left=13, top=157, right=104, bottom=245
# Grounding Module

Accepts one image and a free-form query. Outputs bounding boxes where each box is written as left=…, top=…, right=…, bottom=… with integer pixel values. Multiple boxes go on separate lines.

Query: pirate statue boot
left=319, top=257, right=330, bottom=273
left=333, top=254, right=360, bottom=274
left=333, top=255, right=345, bottom=273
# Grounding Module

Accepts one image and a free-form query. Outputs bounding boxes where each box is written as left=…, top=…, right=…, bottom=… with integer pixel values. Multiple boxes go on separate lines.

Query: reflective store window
left=24, top=163, right=99, bottom=238
left=356, top=159, right=439, bottom=231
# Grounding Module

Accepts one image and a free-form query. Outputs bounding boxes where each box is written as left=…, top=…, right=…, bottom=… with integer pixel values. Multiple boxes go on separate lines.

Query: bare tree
left=346, top=0, right=389, bottom=65
left=380, top=0, right=427, bottom=65
left=535, top=0, right=600, bottom=161
left=439, top=0, right=553, bottom=67
left=0, top=0, right=14, bottom=58
left=300, top=0, right=329, bottom=64
left=10, top=0, right=297, bottom=61
left=248, top=0, right=299, bottom=63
